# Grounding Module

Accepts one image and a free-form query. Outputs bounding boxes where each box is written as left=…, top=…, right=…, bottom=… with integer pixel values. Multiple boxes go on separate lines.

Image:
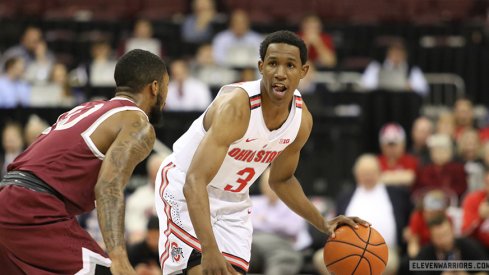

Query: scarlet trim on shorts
left=168, top=221, right=250, bottom=272
left=250, top=95, right=261, bottom=110
left=157, top=163, right=250, bottom=272
left=158, top=162, right=176, bottom=269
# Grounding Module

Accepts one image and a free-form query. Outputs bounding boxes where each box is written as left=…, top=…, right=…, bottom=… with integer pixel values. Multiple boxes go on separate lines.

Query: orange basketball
left=323, top=226, right=388, bottom=275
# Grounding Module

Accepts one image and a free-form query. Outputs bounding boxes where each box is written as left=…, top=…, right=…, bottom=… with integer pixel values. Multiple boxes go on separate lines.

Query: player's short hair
left=260, top=30, right=308, bottom=65
left=114, top=49, right=167, bottom=93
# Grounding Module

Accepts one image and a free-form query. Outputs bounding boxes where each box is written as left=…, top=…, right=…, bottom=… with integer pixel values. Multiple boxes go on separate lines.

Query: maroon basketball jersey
left=8, top=97, right=148, bottom=215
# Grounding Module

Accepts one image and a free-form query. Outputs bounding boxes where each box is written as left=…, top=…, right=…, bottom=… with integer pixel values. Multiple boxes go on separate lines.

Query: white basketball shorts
left=154, top=159, right=253, bottom=275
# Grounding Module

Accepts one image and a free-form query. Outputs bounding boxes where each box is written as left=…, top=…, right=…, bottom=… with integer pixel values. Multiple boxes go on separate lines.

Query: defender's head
left=114, top=49, right=169, bottom=125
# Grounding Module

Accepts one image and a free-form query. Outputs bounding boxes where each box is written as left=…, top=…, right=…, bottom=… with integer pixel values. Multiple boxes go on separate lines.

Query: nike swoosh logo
left=245, top=138, right=258, bottom=142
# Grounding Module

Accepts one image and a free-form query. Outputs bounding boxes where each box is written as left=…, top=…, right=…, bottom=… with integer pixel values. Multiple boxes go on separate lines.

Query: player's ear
left=151, top=80, right=158, bottom=96
left=258, top=60, right=264, bottom=75
left=300, top=63, right=310, bottom=79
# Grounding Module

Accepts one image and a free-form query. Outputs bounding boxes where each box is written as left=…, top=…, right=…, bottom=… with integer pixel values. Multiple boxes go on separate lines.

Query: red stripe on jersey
left=250, top=96, right=261, bottom=103
left=250, top=95, right=261, bottom=110
left=295, top=96, right=303, bottom=108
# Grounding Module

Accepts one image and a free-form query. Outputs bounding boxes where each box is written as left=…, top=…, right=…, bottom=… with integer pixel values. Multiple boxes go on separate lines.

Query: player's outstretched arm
left=269, top=104, right=369, bottom=237
left=95, top=111, right=155, bottom=275
left=183, top=90, right=249, bottom=275
left=268, top=105, right=324, bottom=229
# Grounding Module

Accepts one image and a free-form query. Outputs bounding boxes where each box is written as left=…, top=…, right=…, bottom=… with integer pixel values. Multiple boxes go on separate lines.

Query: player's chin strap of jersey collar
left=0, top=171, right=63, bottom=200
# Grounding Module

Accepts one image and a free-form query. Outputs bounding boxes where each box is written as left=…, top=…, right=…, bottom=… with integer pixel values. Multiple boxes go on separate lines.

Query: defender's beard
left=148, top=92, right=163, bottom=126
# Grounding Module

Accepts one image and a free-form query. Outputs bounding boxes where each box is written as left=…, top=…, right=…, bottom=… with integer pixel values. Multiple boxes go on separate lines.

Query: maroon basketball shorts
left=0, top=185, right=111, bottom=274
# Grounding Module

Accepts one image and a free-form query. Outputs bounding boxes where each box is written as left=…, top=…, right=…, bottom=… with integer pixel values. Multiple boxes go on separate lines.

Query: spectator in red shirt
left=415, top=134, right=467, bottom=198
left=298, top=14, right=336, bottom=68
left=405, top=189, right=449, bottom=258
left=377, top=123, right=418, bottom=186
left=462, top=169, right=489, bottom=251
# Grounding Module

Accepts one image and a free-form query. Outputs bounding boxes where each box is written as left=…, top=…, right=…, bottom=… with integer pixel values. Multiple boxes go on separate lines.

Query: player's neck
left=260, top=94, right=292, bottom=131
left=113, top=92, right=153, bottom=116
left=114, top=92, right=138, bottom=103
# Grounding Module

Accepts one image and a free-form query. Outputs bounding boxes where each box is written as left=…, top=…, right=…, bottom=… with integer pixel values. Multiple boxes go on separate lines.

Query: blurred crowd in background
left=2, top=0, right=489, bottom=274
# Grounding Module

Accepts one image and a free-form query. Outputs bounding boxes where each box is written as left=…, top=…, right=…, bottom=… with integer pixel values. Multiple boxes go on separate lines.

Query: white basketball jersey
left=170, top=79, right=303, bottom=194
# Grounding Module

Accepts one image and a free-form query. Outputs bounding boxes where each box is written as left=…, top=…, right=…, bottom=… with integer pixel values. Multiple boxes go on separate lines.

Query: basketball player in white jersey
left=155, top=30, right=368, bottom=275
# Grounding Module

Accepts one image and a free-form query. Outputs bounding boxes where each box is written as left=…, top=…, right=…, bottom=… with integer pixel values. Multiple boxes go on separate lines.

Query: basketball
left=323, top=226, right=388, bottom=275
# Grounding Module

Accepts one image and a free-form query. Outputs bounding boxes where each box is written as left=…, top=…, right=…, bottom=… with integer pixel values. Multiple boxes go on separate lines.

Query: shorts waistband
left=1, top=171, right=62, bottom=200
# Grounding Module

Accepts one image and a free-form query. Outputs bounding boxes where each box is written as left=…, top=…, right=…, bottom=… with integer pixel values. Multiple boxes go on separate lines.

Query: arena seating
left=0, top=91, right=423, bottom=197
left=0, top=0, right=488, bottom=195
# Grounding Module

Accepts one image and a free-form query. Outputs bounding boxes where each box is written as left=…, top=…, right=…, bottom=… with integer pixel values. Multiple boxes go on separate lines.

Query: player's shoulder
left=287, top=100, right=312, bottom=149
left=202, top=84, right=251, bottom=136
left=202, top=87, right=250, bottom=143
left=108, top=106, right=154, bottom=136
left=212, top=86, right=251, bottom=120
left=299, top=100, right=313, bottom=132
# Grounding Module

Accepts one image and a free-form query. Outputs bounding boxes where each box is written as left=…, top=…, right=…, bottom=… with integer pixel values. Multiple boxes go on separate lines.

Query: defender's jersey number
left=55, top=103, right=104, bottom=130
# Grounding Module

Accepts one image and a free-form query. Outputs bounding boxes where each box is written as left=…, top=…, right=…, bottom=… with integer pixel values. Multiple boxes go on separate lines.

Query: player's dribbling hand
left=201, top=248, right=239, bottom=275
left=323, top=215, right=370, bottom=239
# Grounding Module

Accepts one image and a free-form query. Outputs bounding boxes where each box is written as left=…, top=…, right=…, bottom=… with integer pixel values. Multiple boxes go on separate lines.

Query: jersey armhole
left=81, top=107, right=147, bottom=160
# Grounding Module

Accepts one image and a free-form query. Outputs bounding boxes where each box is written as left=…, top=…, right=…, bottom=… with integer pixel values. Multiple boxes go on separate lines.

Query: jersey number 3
left=224, top=168, right=255, bottom=193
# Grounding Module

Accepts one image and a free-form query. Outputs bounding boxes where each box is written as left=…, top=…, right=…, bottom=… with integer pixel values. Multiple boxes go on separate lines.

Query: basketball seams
left=358, top=255, right=373, bottom=275
left=365, top=245, right=388, bottom=266
left=366, top=241, right=387, bottom=246
left=327, top=239, right=386, bottom=248
left=337, top=225, right=385, bottom=245
left=325, top=240, right=384, bottom=250
left=326, top=254, right=363, bottom=268
left=346, top=225, right=370, bottom=243
left=325, top=239, right=387, bottom=266
left=324, top=226, right=388, bottom=274
left=351, top=226, right=371, bottom=275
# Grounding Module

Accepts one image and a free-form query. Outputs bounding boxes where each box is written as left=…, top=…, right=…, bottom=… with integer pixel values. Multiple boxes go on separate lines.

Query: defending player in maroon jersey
left=0, top=49, right=169, bottom=275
